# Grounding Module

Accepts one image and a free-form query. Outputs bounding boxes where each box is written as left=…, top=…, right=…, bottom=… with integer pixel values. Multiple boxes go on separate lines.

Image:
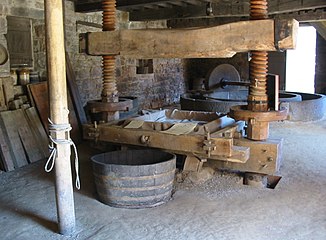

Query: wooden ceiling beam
left=167, top=8, right=326, bottom=28
left=74, top=0, right=226, bottom=13
left=74, top=0, right=326, bottom=21
left=128, top=0, right=326, bottom=21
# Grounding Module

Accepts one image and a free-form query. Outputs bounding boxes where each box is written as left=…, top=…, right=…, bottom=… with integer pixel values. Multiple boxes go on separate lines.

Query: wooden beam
left=75, top=0, right=207, bottom=12
left=167, top=8, right=326, bottom=28
left=65, top=52, right=87, bottom=125
left=45, top=0, right=75, bottom=235
left=210, top=138, right=283, bottom=175
left=311, top=21, right=326, bottom=40
left=86, top=19, right=298, bottom=58
left=273, top=8, right=326, bottom=22
left=83, top=123, right=249, bottom=163
left=127, top=1, right=326, bottom=21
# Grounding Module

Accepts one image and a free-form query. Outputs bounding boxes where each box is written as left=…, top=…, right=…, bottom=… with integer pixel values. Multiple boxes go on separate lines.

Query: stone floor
left=0, top=118, right=325, bottom=240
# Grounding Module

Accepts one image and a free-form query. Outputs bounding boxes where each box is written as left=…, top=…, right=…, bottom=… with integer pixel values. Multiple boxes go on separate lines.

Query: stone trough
left=181, top=90, right=326, bottom=122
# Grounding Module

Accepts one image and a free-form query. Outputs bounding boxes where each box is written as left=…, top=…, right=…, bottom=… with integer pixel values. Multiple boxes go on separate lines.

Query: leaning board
left=0, top=110, right=28, bottom=167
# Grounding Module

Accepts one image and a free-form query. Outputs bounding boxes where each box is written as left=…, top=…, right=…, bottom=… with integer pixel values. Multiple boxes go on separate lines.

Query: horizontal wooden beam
left=128, top=0, right=326, bottom=21
left=167, top=8, right=326, bottom=28
left=272, top=8, right=326, bottom=22
left=83, top=123, right=249, bottom=163
left=311, top=21, right=326, bottom=40
left=210, top=138, right=283, bottom=175
left=85, top=19, right=298, bottom=59
left=74, top=0, right=204, bottom=13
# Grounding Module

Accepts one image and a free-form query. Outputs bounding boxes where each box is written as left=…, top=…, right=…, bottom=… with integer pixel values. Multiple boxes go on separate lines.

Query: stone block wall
left=117, top=57, right=185, bottom=108
left=0, top=15, right=9, bottom=77
left=0, top=1, right=186, bottom=110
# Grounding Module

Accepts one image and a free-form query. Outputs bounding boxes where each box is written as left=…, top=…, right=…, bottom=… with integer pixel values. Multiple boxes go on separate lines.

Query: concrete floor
left=0, top=119, right=326, bottom=240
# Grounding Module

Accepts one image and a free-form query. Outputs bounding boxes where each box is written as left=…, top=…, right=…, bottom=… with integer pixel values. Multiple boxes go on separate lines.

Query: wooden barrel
left=91, top=149, right=176, bottom=208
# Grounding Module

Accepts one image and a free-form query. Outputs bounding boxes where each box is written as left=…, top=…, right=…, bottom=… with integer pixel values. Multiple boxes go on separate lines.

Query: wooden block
left=2, top=77, right=14, bottom=105
left=183, top=156, right=202, bottom=172
left=13, top=85, right=24, bottom=96
left=210, top=138, right=283, bottom=175
left=24, top=107, right=49, bottom=158
left=87, top=19, right=298, bottom=58
left=16, top=95, right=28, bottom=103
left=0, top=110, right=28, bottom=168
left=8, top=99, right=23, bottom=110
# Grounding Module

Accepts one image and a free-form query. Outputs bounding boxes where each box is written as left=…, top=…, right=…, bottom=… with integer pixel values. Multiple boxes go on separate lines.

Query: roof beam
left=128, top=0, right=326, bottom=21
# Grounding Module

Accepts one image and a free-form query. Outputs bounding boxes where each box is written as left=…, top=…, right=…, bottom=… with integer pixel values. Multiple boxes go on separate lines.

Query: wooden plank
left=67, top=90, right=82, bottom=143
left=0, top=110, right=28, bottom=168
left=86, top=19, right=298, bottom=58
left=65, top=52, right=87, bottom=125
left=24, top=107, right=49, bottom=158
left=0, top=78, right=7, bottom=111
left=2, top=77, right=14, bottom=105
left=28, top=82, right=49, bottom=131
left=0, top=127, right=15, bottom=171
left=28, top=82, right=81, bottom=143
left=26, top=84, right=35, bottom=107
left=14, top=109, right=44, bottom=163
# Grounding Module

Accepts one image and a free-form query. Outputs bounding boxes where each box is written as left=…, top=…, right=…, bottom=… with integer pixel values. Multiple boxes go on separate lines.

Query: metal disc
left=0, top=44, right=8, bottom=65
left=205, top=64, right=240, bottom=91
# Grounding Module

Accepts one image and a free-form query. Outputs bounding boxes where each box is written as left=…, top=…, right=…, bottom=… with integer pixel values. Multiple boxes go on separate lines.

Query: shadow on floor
left=0, top=201, right=57, bottom=233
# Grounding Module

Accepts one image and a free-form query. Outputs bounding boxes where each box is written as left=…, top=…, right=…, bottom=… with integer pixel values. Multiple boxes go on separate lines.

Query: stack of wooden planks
left=0, top=107, right=48, bottom=171
left=0, top=54, right=86, bottom=171
left=0, top=76, right=48, bottom=171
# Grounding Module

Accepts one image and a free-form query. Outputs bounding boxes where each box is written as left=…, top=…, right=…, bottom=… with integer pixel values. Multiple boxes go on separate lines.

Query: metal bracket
left=88, top=121, right=100, bottom=142
left=203, top=131, right=216, bottom=158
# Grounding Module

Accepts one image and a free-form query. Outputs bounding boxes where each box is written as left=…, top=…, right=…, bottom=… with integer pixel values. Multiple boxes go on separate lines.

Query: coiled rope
left=45, top=119, right=80, bottom=190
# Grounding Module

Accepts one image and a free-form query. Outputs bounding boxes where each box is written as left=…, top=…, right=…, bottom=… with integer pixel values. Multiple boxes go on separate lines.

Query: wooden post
left=44, top=0, right=75, bottom=235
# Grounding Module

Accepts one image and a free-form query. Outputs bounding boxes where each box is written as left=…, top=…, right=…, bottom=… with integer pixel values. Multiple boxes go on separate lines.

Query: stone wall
left=0, top=1, right=186, bottom=109
left=0, top=14, right=9, bottom=77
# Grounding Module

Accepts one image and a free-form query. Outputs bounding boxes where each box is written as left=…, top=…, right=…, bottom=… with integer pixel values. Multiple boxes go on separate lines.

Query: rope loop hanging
left=45, top=118, right=80, bottom=190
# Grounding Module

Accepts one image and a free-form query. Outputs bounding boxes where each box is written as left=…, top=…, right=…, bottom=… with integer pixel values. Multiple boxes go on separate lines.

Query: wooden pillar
left=44, top=0, right=75, bottom=235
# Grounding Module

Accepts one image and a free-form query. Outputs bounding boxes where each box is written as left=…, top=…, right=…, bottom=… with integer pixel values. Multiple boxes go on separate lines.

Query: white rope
left=45, top=119, right=80, bottom=190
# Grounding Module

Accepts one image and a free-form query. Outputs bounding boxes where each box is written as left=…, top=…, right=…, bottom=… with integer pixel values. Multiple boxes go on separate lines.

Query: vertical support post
left=44, top=0, right=75, bottom=235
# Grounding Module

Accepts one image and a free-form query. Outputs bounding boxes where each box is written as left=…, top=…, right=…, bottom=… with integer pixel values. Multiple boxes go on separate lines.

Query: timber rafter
left=74, top=0, right=326, bottom=22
